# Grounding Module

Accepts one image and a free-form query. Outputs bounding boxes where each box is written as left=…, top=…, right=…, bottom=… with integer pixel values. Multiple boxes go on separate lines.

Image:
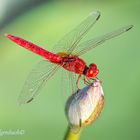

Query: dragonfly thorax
left=57, top=51, right=69, bottom=57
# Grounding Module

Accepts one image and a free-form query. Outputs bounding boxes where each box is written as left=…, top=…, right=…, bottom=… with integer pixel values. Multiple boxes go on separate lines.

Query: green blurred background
left=0, top=0, right=139, bottom=140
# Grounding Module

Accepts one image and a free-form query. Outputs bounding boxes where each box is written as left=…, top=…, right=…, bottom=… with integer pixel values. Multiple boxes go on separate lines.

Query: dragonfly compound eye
left=86, top=68, right=99, bottom=78
left=89, top=63, right=97, bottom=69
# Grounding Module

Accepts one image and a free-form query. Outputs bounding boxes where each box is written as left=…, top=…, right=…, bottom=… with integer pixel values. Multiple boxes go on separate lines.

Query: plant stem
left=64, top=126, right=82, bottom=140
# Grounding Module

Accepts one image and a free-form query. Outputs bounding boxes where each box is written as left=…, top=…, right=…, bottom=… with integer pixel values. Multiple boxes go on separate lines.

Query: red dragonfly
left=5, top=11, right=133, bottom=104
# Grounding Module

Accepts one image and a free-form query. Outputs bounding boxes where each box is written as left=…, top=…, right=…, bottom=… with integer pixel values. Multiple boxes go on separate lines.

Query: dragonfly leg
left=76, top=74, right=81, bottom=89
left=89, top=77, right=102, bottom=87
left=84, top=77, right=87, bottom=84
left=91, top=77, right=102, bottom=84
left=84, top=77, right=92, bottom=86
left=84, top=76, right=101, bottom=87
left=90, top=76, right=97, bottom=80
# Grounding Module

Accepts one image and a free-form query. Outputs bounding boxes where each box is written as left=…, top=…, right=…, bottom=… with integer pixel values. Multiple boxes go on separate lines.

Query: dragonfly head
left=85, top=63, right=99, bottom=78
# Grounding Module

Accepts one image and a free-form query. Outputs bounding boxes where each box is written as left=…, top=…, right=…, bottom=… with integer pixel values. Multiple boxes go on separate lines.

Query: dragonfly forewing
left=52, top=11, right=100, bottom=55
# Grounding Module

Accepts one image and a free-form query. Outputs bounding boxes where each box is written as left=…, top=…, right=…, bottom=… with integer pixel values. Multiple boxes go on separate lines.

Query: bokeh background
left=0, top=0, right=139, bottom=140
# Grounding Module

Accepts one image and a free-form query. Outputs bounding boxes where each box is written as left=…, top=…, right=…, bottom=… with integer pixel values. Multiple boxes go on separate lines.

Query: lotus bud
left=65, top=80, right=104, bottom=131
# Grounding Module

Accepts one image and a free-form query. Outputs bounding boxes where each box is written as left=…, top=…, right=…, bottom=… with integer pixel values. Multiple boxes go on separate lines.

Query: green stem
left=64, top=126, right=82, bottom=140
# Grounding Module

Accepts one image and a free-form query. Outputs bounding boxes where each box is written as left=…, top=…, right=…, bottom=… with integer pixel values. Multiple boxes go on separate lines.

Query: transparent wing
left=61, top=69, right=77, bottom=103
left=74, top=25, right=133, bottom=56
left=68, top=72, right=77, bottom=95
left=18, top=60, right=60, bottom=105
left=52, top=11, right=100, bottom=54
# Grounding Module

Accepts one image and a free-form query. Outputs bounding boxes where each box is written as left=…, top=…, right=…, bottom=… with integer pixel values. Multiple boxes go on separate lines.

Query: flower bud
left=65, top=80, right=104, bottom=130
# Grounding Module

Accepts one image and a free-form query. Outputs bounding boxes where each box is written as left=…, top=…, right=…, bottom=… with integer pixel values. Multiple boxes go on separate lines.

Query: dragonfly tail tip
left=4, top=33, right=9, bottom=37
left=4, top=33, right=13, bottom=39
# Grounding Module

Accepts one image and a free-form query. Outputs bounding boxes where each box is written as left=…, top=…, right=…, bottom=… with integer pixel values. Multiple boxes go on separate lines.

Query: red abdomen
left=5, top=34, right=62, bottom=64
left=62, top=56, right=86, bottom=74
